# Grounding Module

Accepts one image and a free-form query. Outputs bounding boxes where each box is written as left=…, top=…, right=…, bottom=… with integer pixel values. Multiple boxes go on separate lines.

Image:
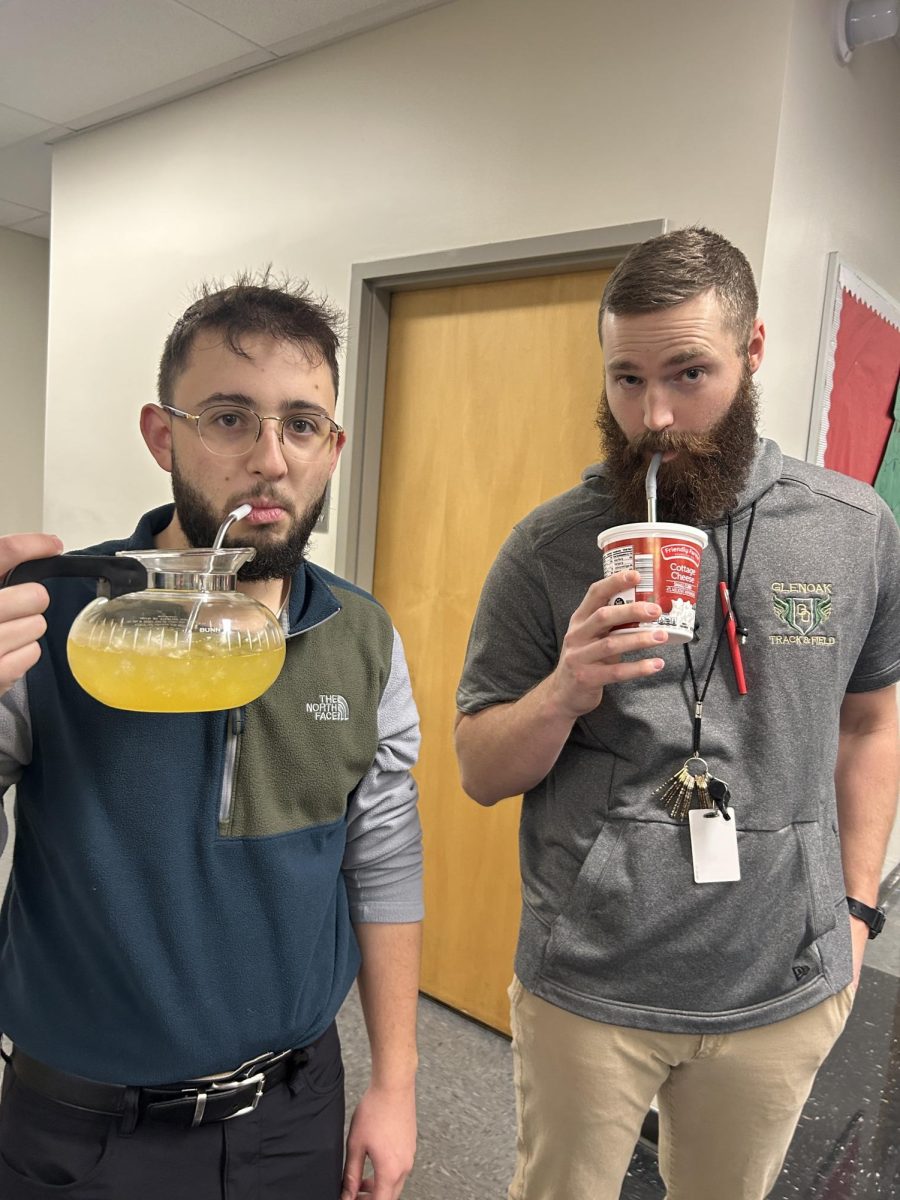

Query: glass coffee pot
left=4, top=547, right=286, bottom=713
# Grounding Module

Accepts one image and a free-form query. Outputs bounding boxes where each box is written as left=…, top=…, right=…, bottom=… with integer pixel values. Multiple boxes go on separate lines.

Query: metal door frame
left=335, top=218, right=668, bottom=588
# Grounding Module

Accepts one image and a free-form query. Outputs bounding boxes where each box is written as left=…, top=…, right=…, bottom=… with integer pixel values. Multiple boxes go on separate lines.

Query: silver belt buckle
left=190, top=1071, right=266, bottom=1127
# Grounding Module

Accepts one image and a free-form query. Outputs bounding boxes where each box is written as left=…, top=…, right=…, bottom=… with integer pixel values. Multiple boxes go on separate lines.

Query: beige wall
left=757, top=0, right=900, bottom=458
left=45, top=0, right=793, bottom=564
left=0, top=228, right=48, bottom=534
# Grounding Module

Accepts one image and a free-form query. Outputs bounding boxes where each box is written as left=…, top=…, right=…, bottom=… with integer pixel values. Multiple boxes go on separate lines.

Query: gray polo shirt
left=458, top=439, right=900, bottom=1033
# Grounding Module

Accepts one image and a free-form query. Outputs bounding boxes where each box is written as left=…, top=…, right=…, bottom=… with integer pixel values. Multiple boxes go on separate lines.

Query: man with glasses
left=0, top=275, right=423, bottom=1200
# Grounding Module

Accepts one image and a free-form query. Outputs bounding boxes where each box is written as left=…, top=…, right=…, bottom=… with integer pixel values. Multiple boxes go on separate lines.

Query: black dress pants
left=0, top=1024, right=345, bottom=1199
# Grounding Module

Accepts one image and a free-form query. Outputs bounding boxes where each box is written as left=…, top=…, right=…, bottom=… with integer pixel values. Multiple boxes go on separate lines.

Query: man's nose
left=642, top=386, right=675, bottom=432
left=245, top=420, right=289, bottom=478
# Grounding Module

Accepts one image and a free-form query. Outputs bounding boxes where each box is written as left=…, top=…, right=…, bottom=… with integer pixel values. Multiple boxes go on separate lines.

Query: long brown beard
left=595, top=365, right=760, bottom=525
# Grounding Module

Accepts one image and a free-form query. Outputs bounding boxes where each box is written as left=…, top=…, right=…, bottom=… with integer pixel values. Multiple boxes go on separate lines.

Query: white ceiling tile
left=64, top=48, right=275, bottom=131
left=265, top=0, right=453, bottom=57
left=175, top=0, right=454, bottom=54
left=0, top=196, right=44, bottom=226
left=0, top=0, right=262, bottom=124
left=0, top=104, right=55, bottom=150
left=7, top=213, right=51, bottom=239
left=175, top=0, right=390, bottom=45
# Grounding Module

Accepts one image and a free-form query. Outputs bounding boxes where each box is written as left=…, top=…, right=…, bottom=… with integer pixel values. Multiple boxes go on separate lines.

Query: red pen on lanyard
left=719, top=581, right=748, bottom=695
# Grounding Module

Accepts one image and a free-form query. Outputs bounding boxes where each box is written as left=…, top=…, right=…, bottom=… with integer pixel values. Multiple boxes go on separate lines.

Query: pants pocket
left=291, top=1023, right=344, bottom=1098
left=834, top=981, right=857, bottom=1027
left=0, top=1073, right=119, bottom=1190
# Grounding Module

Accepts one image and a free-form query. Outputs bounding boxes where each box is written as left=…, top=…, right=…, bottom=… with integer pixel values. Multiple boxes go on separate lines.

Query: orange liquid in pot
left=67, top=630, right=286, bottom=712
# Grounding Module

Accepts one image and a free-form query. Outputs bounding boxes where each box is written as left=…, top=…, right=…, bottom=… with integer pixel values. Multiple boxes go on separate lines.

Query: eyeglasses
left=159, top=404, right=343, bottom=461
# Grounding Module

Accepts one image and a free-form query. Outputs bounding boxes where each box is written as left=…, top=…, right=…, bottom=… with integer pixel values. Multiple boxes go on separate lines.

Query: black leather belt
left=7, top=1040, right=317, bottom=1129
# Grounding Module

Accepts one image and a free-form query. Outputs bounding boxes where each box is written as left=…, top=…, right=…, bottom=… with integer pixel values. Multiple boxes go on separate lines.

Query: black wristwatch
left=847, top=896, right=886, bottom=940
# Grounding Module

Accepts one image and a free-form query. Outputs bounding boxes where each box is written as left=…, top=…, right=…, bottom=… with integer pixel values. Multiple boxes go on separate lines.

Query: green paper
left=874, top=375, right=900, bottom=524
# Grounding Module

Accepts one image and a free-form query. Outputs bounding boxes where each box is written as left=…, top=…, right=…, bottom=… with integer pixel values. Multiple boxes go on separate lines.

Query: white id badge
left=688, top=808, right=740, bottom=883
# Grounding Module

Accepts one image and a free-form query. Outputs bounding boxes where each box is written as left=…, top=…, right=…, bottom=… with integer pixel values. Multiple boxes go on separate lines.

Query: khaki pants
left=508, top=976, right=855, bottom=1200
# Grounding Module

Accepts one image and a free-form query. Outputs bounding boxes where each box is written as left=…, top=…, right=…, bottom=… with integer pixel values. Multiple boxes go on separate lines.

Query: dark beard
left=170, top=465, right=326, bottom=581
left=595, top=365, right=760, bottom=525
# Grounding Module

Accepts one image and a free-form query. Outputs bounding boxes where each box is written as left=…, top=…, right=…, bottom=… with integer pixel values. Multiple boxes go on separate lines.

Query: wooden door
left=372, top=269, right=611, bottom=1033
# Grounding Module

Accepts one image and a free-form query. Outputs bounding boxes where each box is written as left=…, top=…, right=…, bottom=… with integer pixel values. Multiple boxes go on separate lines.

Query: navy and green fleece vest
left=0, top=506, right=395, bottom=1084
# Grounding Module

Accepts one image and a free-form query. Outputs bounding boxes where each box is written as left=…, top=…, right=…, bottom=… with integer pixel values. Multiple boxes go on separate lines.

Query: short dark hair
left=157, top=268, right=344, bottom=405
left=599, top=227, right=758, bottom=349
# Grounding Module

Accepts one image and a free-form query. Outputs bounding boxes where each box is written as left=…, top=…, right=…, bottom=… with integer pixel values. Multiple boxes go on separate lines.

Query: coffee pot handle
left=3, top=554, right=148, bottom=599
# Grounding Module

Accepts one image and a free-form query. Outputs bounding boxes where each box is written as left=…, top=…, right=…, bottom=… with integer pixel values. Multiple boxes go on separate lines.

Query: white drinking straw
left=645, top=452, right=663, bottom=524
left=184, top=503, right=252, bottom=639
left=211, top=503, right=252, bottom=552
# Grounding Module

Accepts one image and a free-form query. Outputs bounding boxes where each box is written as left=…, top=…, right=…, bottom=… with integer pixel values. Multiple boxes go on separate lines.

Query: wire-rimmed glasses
left=159, top=404, right=343, bottom=461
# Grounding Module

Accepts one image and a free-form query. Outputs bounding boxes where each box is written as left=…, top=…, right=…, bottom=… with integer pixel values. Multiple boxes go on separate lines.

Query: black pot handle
left=3, top=555, right=148, bottom=599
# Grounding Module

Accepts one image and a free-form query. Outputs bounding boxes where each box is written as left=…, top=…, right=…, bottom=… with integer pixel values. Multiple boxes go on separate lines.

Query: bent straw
left=645, top=452, right=663, bottom=524
left=184, top=503, right=253, bottom=639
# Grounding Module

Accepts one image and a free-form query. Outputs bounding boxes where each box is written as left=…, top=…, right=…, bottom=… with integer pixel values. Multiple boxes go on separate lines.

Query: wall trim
left=335, top=219, right=668, bottom=588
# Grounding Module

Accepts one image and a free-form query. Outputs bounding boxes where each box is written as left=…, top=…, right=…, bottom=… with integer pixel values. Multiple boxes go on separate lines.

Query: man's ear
left=140, top=404, right=173, bottom=473
left=747, top=318, right=765, bottom=374
left=327, top=430, right=347, bottom=480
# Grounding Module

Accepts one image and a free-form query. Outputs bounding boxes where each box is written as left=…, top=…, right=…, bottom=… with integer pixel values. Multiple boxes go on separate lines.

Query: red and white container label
left=597, top=522, right=708, bottom=645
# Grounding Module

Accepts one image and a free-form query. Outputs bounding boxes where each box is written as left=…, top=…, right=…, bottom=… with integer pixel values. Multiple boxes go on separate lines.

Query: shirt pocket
left=541, top=816, right=837, bottom=1014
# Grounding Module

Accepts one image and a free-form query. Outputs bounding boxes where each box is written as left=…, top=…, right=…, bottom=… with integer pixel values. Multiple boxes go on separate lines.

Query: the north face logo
left=305, top=694, right=350, bottom=721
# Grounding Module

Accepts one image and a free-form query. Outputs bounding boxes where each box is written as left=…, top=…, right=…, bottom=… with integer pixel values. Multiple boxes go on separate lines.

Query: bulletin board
left=807, top=254, right=900, bottom=523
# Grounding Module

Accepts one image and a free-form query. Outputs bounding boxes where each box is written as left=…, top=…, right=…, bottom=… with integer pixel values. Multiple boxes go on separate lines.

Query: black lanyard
left=683, top=502, right=757, bottom=755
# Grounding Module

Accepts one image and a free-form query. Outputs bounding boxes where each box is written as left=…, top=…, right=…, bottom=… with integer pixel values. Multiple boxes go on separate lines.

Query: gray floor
left=339, top=987, right=517, bottom=1200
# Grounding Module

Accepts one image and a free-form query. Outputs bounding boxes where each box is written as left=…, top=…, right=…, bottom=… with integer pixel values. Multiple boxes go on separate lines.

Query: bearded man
left=455, top=228, right=900, bottom=1200
left=0, top=275, right=422, bottom=1200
